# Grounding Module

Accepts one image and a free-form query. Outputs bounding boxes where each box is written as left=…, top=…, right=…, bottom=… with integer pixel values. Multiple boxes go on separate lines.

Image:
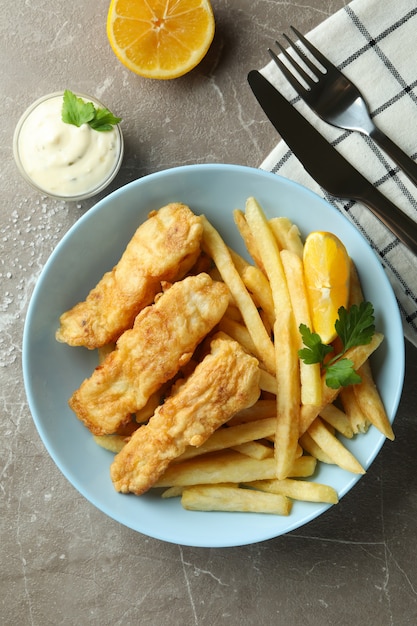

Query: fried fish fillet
left=69, top=273, right=230, bottom=435
left=56, top=203, right=203, bottom=349
left=110, top=333, right=261, bottom=495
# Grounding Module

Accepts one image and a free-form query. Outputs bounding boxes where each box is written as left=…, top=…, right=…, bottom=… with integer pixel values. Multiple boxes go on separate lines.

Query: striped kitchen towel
left=260, top=0, right=417, bottom=347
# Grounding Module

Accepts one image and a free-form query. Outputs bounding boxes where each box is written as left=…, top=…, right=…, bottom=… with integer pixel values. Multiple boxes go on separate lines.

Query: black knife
left=248, top=69, right=417, bottom=256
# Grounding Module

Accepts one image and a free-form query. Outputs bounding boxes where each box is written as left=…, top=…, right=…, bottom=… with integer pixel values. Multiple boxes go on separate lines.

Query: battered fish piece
left=56, top=203, right=203, bottom=349
left=110, top=334, right=261, bottom=495
left=69, top=273, right=230, bottom=435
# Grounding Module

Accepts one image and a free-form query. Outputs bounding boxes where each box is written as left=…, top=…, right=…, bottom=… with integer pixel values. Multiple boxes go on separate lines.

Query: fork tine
left=290, top=26, right=335, bottom=73
left=268, top=46, right=310, bottom=94
left=282, top=33, right=323, bottom=78
left=272, top=40, right=317, bottom=89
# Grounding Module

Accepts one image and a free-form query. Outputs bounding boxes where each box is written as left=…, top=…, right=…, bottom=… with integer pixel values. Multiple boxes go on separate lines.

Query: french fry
left=299, top=332, right=384, bottom=434
left=218, top=318, right=258, bottom=357
left=247, top=478, right=339, bottom=504
left=176, top=418, right=277, bottom=461
left=232, top=441, right=274, bottom=460
left=259, top=369, right=277, bottom=394
left=339, top=385, right=370, bottom=434
left=239, top=268, right=275, bottom=329
left=93, top=434, right=127, bottom=453
left=201, top=215, right=276, bottom=374
left=319, top=404, right=354, bottom=439
left=287, top=455, right=317, bottom=477
left=227, top=248, right=275, bottom=330
left=338, top=372, right=372, bottom=435
left=299, top=432, right=335, bottom=464
left=161, top=486, right=184, bottom=498
left=154, top=451, right=278, bottom=487
left=307, top=417, right=365, bottom=474
left=269, top=216, right=304, bottom=258
left=347, top=260, right=393, bottom=439
left=280, top=248, right=322, bottom=407
left=233, top=209, right=264, bottom=269
left=245, top=197, right=300, bottom=480
left=181, top=484, right=292, bottom=515
left=228, top=399, right=276, bottom=425
left=273, top=311, right=301, bottom=479
left=353, top=362, right=394, bottom=440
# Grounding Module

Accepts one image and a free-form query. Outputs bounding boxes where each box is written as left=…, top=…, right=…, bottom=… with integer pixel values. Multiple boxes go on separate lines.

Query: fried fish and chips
left=60, top=197, right=393, bottom=518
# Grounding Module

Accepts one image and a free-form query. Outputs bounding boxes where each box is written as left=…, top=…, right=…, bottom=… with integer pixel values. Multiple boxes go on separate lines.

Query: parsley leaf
left=62, top=90, right=95, bottom=127
left=298, top=302, right=376, bottom=389
left=62, top=90, right=121, bottom=132
left=325, top=358, right=362, bottom=389
left=88, top=107, right=122, bottom=132
left=298, top=324, right=333, bottom=364
left=335, top=301, right=375, bottom=351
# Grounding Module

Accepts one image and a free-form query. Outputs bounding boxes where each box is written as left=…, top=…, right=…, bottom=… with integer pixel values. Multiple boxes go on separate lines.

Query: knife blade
left=248, top=69, right=417, bottom=256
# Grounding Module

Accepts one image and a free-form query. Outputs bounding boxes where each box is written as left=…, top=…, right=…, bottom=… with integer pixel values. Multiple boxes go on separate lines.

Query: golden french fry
left=218, top=318, right=258, bottom=357
left=353, top=362, right=394, bottom=440
left=269, top=216, right=304, bottom=258
left=228, top=399, right=276, bottom=425
left=176, top=418, right=277, bottom=461
left=233, top=209, right=264, bottom=269
left=273, top=311, right=301, bottom=479
left=161, top=486, right=184, bottom=498
left=259, top=369, right=277, bottom=394
left=227, top=248, right=275, bottom=329
left=245, top=198, right=292, bottom=311
left=93, top=434, right=127, bottom=453
left=339, top=385, right=369, bottom=434
left=280, top=248, right=322, bottom=407
left=299, top=432, right=335, bottom=464
left=347, top=259, right=393, bottom=439
left=181, top=484, right=292, bottom=515
left=287, top=455, right=317, bottom=477
left=154, top=451, right=278, bottom=487
left=299, top=332, right=384, bottom=435
left=244, top=197, right=300, bottom=480
left=240, top=266, right=275, bottom=328
left=307, top=417, right=365, bottom=474
left=201, top=215, right=276, bottom=374
left=319, top=404, right=354, bottom=439
left=247, top=478, right=338, bottom=504
left=232, top=441, right=274, bottom=460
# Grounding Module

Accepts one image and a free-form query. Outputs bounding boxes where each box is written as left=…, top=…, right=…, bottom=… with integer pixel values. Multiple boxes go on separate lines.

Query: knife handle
left=358, top=185, right=417, bottom=256
left=370, top=126, right=417, bottom=188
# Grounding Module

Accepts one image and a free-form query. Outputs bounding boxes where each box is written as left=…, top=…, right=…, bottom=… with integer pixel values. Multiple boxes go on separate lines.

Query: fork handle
left=370, top=126, right=417, bottom=188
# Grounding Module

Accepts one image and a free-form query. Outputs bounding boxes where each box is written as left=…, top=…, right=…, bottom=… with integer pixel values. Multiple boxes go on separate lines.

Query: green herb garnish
left=298, top=301, right=375, bottom=389
left=62, top=90, right=121, bottom=132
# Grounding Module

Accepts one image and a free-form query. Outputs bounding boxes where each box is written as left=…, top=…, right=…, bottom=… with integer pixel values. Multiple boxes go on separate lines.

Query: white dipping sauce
left=14, top=93, right=122, bottom=199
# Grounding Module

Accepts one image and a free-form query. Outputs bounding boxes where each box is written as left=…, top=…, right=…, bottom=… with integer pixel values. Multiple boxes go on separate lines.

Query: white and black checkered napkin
left=260, top=0, right=417, bottom=346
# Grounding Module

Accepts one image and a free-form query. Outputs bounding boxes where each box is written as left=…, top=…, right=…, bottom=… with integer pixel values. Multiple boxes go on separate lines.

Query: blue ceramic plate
left=22, top=164, right=404, bottom=547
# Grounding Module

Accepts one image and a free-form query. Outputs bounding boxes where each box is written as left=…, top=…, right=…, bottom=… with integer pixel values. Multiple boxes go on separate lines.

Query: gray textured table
left=2, top=1, right=417, bottom=624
